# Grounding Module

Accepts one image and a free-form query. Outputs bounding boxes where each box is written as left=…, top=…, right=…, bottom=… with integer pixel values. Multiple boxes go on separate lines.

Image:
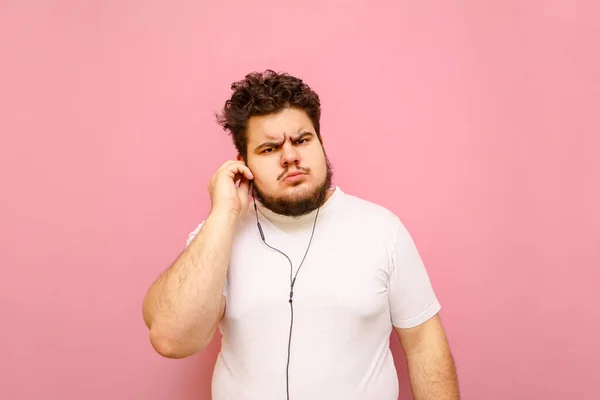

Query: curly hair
left=216, top=70, right=322, bottom=160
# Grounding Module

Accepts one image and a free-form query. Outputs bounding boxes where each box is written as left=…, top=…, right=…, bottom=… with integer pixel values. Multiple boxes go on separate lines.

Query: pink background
left=1, top=1, right=599, bottom=399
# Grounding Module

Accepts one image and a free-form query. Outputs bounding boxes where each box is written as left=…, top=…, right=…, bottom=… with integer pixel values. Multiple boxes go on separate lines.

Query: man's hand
left=208, top=160, right=254, bottom=219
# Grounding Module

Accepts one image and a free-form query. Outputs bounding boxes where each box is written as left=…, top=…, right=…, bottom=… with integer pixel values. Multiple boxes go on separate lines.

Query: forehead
left=246, top=107, right=314, bottom=143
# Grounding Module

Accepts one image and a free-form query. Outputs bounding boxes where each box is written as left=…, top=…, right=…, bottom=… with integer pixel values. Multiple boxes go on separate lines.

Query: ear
left=236, top=154, right=244, bottom=163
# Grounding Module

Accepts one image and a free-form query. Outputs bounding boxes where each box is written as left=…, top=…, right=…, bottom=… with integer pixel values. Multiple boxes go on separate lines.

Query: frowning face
left=240, top=107, right=333, bottom=216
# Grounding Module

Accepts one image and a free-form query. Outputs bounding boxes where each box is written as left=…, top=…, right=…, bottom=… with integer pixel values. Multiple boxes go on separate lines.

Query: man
left=142, top=70, right=459, bottom=399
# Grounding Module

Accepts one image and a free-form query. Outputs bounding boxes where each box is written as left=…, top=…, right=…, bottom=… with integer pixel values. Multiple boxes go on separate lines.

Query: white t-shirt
left=185, top=186, right=441, bottom=400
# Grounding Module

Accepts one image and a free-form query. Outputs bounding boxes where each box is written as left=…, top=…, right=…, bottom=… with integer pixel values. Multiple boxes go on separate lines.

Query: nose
left=280, top=141, right=300, bottom=167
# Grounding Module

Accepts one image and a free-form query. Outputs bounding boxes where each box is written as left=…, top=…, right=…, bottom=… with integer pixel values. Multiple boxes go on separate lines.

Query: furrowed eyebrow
left=293, top=131, right=313, bottom=141
left=254, top=138, right=284, bottom=153
left=253, top=131, right=314, bottom=153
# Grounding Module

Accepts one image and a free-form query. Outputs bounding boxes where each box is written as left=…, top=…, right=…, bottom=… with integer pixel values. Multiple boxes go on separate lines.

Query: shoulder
left=336, top=191, right=413, bottom=269
left=342, top=192, right=422, bottom=257
left=338, top=190, right=421, bottom=251
left=340, top=191, right=402, bottom=233
left=334, top=190, right=410, bottom=255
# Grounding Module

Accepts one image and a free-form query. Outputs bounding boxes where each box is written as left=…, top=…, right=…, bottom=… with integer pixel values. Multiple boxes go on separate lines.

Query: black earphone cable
left=253, top=197, right=320, bottom=400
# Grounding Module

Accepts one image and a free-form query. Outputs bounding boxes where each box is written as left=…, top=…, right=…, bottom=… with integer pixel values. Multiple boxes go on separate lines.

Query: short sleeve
left=388, top=219, right=441, bottom=329
left=184, top=221, right=228, bottom=298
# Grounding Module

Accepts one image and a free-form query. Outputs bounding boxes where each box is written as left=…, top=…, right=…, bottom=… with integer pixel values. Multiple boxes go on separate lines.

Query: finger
left=238, top=176, right=249, bottom=190
left=242, top=165, right=254, bottom=180
left=233, top=173, right=242, bottom=186
left=226, top=163, right=254, bottom=181
left=238, top=177, right=250, bottom=200
left=217, top=159, right=238, bottom=173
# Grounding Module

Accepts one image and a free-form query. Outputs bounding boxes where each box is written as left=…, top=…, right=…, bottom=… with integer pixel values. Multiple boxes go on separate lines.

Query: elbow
left=148, top=328, right=207, bottom=359
left=149, top=335, right=187, bottom=359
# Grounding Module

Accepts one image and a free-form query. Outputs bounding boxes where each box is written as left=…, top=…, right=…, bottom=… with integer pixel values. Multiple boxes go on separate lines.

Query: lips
left=285, top=171, right=304, bottom=179
left=282, top=171, right=307, bottom=181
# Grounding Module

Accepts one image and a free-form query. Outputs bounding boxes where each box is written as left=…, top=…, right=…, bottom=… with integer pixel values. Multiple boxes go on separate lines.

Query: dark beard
left=252, top=153, right=333, bottom=217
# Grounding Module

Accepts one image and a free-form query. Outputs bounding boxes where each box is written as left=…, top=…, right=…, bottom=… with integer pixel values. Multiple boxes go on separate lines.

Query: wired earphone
left=251, top=182, right=320, bottom=400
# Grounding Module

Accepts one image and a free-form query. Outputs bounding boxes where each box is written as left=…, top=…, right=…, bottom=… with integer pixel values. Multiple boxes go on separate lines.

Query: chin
left=283, top=180, right=318, bottom=193
left=253, top=163, right=333, bottom=216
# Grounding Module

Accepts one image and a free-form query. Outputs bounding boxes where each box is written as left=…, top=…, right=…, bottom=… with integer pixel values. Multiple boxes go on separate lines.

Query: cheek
left=254, top=162, right=280, bottom=185
left=311, top=152, right=327, bottom=174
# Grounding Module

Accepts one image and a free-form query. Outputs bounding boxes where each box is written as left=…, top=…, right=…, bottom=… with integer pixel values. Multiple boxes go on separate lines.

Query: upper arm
left=206, top=295, right=227, bottom=341
left=394, top=314, right=449, bottom=356
left=185, top=222, right=228, bottom=342
left=186, top=220, right=230, bottom=298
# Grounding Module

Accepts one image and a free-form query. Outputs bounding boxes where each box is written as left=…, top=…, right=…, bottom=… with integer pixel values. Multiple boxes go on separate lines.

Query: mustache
left=277, top=167, right=310, bottom=181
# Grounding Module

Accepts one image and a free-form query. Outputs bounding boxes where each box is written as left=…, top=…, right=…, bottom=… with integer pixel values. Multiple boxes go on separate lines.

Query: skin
left=240, top=107, right=334, bottom=216
left=396, top=315, right=460, bottom=399
left=142, top=106, right=459, bottom=398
